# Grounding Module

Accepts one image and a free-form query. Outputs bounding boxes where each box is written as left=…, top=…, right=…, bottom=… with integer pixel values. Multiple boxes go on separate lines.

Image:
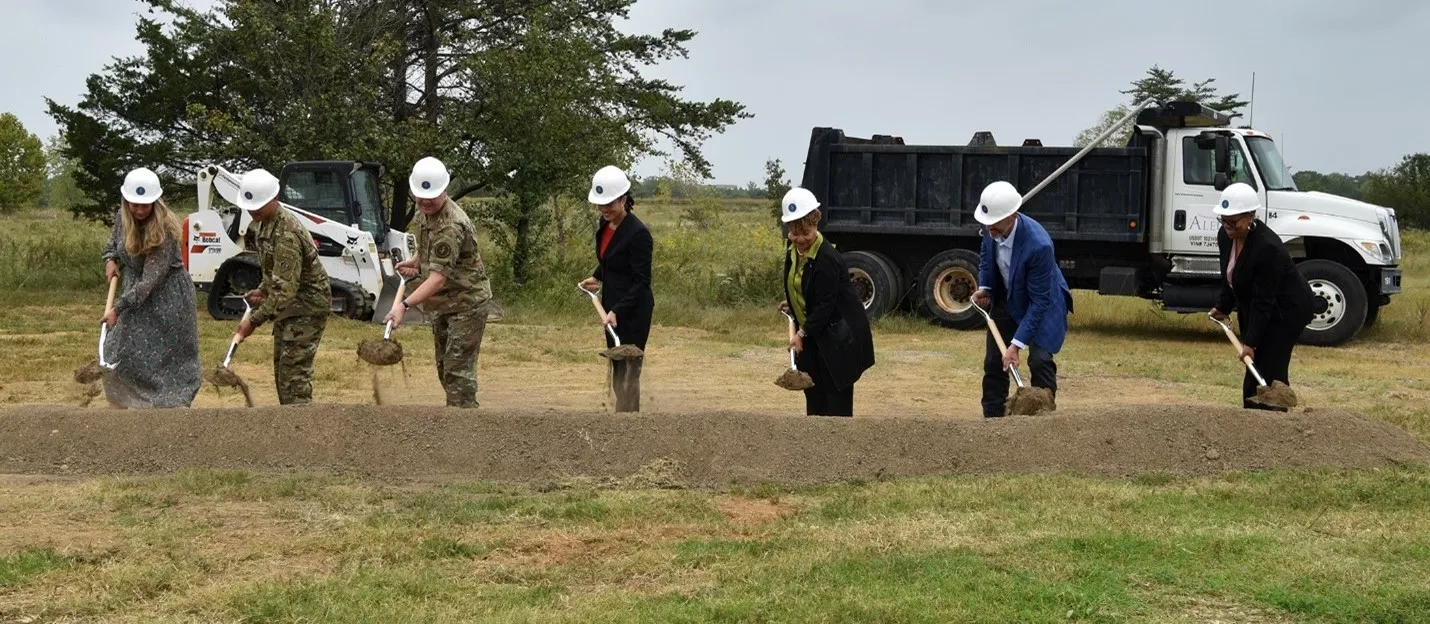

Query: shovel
left=774, top=311, right=814, bottom=391
left=972, top=299, right=1055, bottom=416
left=358, top=276, right=409, bottom=366
left=203, top=299, right=254, bottom=406
left=577, top=283, right=642, bottom=360
left=1209, top=313, right=1297, bottom=410
left=75, top=275, right=120, bottom=386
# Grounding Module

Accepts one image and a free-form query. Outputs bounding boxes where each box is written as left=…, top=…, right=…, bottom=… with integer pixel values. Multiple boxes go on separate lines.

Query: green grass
left=4, top=469, right=1430, bottom=621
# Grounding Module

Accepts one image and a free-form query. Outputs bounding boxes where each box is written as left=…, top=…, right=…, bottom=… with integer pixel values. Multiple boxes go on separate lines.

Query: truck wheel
left=207, top=257, right=261, bottom=321
left=845, top=251, right=900, bottom=320
left=1363, top=302, right=1381, bottom=328
left=918, top=249, right=983, bottom=329
left=1297, top=259, right=1367, bottom=347
left=329, top=281, right=370, bottom=320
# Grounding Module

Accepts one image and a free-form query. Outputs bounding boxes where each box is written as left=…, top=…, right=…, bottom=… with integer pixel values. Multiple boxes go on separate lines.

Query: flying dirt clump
left=73, top=360, right=104, bottom=385
left=203, top=366, right=253, bottom=408
left=357, top=338, right=404, bottom=366
left=1007, top=386, right=1055, bottom=416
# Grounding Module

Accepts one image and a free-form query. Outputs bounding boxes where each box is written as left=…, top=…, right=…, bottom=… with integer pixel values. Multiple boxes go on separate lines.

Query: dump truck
left=799, top=100, right=1403, bottom=346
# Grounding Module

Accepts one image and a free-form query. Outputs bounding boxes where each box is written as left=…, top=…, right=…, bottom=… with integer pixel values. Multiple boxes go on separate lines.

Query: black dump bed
left=799, top=128, right=1152, bottom=243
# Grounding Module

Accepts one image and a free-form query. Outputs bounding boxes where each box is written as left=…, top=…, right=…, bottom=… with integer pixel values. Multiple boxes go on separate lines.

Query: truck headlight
left=1356, top=240, right=1394, bottom=264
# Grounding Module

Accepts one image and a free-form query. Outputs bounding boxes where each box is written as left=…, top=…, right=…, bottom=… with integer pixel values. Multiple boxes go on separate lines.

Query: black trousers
left=1242, top=323, right=1298, bottom=410
left=797, top=341, right=854, bottom=417
left=608, top=357, right=643, bottom=413
left=982, top=298, right=1057, bottom=418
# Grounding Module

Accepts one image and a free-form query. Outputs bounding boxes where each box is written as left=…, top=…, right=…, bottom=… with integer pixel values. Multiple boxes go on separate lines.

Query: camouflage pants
left=272, top=314, right=327, bottom=405
left=432, top=304, right=488, bottom=408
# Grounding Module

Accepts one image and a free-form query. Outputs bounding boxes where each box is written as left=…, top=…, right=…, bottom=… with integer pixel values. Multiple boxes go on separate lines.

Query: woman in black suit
left=777, top=188, right=875, bottom=417
left=580, top=165, right=654, bottom=412
left=1209, top=183, right=1315, bottom=410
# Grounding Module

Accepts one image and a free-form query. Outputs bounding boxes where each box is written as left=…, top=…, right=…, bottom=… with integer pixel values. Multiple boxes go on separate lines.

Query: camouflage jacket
left=249, top=208, right=331, bottom=326
left=412, top=198, right=492, bottom=315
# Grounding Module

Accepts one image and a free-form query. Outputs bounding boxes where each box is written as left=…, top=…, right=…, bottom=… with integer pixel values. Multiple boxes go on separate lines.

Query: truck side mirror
left=1213, top=135, right=1231, bottom=175
left=1213, top=173, right=1229, bottom=191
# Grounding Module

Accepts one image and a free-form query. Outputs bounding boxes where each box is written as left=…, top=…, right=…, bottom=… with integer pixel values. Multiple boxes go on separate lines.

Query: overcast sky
left=5, top=0, right=1427, bottom=185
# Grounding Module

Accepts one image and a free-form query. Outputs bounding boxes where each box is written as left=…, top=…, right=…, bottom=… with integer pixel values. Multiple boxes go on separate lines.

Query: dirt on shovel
left=774, top=368, right=814, bottom=391
left=358, top=338, right=404, bottom=366
left=1007, top=386, right=1056, bottom=416
left=600, top=344, right=644, bottom=360
left=203, top=366, right=253, bottom=408
left=1249, top=380, right=1298, bottom=411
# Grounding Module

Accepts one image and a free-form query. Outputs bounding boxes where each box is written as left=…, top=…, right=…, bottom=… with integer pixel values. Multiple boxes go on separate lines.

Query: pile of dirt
left=1, top=404, right=1426, bottom=486
left=1007, top=386, right=1055, bottom=416
left=357, top=339, right=404, bottom=366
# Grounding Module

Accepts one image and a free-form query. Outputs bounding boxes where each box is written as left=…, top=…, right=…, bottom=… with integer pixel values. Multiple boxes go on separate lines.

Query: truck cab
left=1136, top=104, right=1402, bottom=344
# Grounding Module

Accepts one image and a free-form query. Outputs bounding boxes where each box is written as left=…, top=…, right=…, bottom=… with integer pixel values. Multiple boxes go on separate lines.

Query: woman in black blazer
left=1210, top=183, right=1315, bottom=410
left=777, top=188, right=875, bottom=417
left=580, top=165, right=654, bottom=412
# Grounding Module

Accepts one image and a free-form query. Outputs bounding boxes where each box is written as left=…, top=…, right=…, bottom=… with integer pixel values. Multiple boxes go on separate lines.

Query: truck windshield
left=1247, top=137, right=1297, bottom=191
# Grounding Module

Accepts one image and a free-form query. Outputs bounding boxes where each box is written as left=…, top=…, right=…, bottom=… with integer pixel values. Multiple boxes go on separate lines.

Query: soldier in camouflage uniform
left=384, top=157, right=493, bottom=408
left=234, top=168, right=331, bottom=405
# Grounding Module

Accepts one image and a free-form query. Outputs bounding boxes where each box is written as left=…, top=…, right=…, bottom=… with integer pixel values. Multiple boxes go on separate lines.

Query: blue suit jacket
left=978, top=214, right=1074, bottom=353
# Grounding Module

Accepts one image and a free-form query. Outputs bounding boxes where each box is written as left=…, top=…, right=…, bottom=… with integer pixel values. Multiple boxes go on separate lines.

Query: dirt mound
left=0, top=404, right=1425, bottom=486
left=1252, top=381, right=1298, bottom=410
left=1007, top=386, right=1055, bottom=416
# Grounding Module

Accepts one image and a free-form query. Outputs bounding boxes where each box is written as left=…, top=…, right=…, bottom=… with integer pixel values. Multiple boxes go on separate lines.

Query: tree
left=1365, top=153, right=1430, bottom=230
left=0, top=113, right=46, bottom=212
left=1292, top=170, right=1369, bottom=201
left=1074, top=65, right=1249, bottom=149
left=763, top=158, right=790, bottom=222
left=47, top=0, right=750, bottom=258
left=1120, top=65, right=1248, bottom=118
left=1072, top=104, right=1132, bottom=148
left=39, top=135, right=91, bottom=214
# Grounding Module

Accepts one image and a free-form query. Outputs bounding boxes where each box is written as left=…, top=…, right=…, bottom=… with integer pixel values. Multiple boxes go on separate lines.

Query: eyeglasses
left=1220, top=216, right=1249, bottom=227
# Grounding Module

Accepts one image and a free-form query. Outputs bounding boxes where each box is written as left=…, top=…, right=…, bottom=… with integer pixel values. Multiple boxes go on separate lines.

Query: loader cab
left=277, top=161, right=391, bottom=246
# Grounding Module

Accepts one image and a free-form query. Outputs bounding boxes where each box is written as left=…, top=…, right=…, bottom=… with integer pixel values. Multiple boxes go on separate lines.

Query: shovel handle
left=578, top=282, right=621, bottom=346
left=104, top=275, right=119, bottom=312
left=1210, top=314, right=1268, bottom=387
left=974, top=301, right=1026, bottom=388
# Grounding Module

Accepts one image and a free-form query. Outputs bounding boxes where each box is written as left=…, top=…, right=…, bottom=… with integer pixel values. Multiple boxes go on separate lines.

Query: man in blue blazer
left=971, top=181, right=1073, bottom=418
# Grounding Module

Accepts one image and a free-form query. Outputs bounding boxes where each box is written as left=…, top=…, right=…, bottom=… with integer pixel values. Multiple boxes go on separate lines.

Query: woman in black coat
left=580, top=165, right=654, bottom=412
left=777, top=188, right=875, bottom=417
left=1210, top=183, right=1315, bottom=410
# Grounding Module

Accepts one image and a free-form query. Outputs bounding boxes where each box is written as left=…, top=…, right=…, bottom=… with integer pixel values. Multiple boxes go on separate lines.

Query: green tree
left=39, top=135, right=91, bottom=213
left=763, top=158, right=791, bottom=222
left=1075, top=66, right=1249, bottom=148
left=1365, top=154, right=1430, bottom=230
left=0, top=113, right=46, bottom=212
left=1120, top=65, right=1248, bottom=118
left=1292, top=170, right=1369, bottom=200
left=47, top=0, right=750, bottom=257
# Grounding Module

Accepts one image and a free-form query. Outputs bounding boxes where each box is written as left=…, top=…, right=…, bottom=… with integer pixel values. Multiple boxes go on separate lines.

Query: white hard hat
left=236, top=168, right=281, bottom=212
left=1214, top=182, right=1260, bottom=216
left=587, top=165, right=631, bottom=205
left=975, top=181, right=1022, bottom=226
left=409, top=156, right=450, bottom=200
left=120, top=167, right=163, bottom=204
left=780, top=187, right=821, bottom=223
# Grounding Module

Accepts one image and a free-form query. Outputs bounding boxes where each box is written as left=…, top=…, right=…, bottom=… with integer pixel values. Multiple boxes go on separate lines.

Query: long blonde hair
left=122, top=199, right=183, bottom=257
